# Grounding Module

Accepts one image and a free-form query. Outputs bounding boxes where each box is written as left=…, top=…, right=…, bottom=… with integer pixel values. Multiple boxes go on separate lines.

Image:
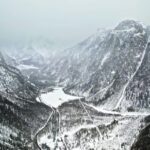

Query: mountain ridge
left=0, top=19, right=150, bottom=150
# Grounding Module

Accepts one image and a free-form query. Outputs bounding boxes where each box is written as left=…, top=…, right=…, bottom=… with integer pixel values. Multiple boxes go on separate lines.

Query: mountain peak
left=115, top=20, right=144, bottom=31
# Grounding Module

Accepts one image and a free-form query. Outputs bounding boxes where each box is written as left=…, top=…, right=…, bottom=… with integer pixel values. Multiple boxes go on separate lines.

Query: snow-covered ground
left=17, top=64, right=39, bottom=70
left=38, top=134, right=56, bottom=149
left=36, top=87, right=150, bottom=150
left=37, top=87, right=81, bottom=108
left=86, top=103, right=150, bottom=117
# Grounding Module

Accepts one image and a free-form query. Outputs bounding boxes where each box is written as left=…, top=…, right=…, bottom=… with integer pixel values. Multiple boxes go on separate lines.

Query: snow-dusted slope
left=43, top=20, right=150, bottom=112
left=30, top=21, right=150, bottom=149
left=3, top=20, right=150, bottom=112
left=1, top=20, right=150, bottom=150
left=0, top=38, right=58, bottom=88
left=0, top=52, right=54, bottom=150
left=120, top=40, right=150, bottom=111
left=0, top=52, right=38, bottom=101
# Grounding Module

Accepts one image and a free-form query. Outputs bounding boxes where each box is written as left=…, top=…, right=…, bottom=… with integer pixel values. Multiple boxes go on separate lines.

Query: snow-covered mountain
left=1, top=20, right=150, bottom=150
left=35, top=20, right=150, bottom=149
left=0, top=52, right=53, bottom=149
left=44, top=20, right=150, bottom=112
left=0, top=38, right=59, bottom=88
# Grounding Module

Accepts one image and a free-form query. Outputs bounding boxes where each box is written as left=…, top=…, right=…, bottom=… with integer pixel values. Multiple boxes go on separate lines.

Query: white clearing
left=36, top=87, right=81, bottom=108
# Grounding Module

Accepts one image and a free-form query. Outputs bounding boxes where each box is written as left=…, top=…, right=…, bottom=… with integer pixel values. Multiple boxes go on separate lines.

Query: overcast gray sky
left=0, top=0, right=149, bottom=47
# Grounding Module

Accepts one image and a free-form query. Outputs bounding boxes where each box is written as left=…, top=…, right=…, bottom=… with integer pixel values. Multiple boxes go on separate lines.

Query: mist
left=0, top=0, right=149, bottom=48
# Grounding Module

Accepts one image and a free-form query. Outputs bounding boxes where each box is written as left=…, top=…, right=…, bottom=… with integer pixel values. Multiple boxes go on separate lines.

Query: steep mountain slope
left=2, top=21, right=149, bottom=106
left=44, top=20, right=149, bottom=111
left=0, top=52, right=52, bottom=149
left=122, top=41, right=150, bottom=111
left=0, top=38, right=58, bottom=89
left=131, top=115, right=150, bottom=150
left=32, top=21, right=150, bottom=149
left=3, top=20, right=150, bottom=111
left=1, top=20, right=150, bottom=150
left=0, top=52, right=38, bottom=101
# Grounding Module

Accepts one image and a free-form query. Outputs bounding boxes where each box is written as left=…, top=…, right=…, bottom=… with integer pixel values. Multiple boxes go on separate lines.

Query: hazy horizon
left=0, top=0, right=150, bottom=48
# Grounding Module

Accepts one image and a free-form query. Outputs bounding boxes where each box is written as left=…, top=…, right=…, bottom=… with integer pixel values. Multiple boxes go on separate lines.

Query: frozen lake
left=37, top=87, right=81, bottom=108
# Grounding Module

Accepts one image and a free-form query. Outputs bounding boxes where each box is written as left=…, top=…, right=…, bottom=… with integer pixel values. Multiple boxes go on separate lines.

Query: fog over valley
left=0, top=0, right=150, bottom=150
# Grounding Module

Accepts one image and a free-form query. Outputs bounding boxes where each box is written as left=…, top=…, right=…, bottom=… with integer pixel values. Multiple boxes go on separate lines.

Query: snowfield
left=37, top=87, right=81, bottom=108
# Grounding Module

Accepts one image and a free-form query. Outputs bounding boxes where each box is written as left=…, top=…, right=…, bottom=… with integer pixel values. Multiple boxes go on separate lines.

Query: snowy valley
left=0, top=20, right=150, bottom=150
